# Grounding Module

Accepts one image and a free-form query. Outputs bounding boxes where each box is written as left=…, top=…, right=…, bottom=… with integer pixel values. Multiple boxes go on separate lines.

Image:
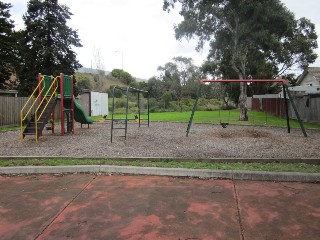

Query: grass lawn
left=107, top=110, right=320, bottom=130
left=0, top=158, right=319, bottom=173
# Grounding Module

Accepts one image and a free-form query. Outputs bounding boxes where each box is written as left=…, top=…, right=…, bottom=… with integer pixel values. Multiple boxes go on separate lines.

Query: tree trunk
left=239, top=82, right=248, bottom=121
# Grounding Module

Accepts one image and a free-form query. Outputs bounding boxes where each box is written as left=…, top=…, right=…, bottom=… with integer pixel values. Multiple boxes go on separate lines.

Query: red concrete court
left=0, top=174, right=319, bottom=239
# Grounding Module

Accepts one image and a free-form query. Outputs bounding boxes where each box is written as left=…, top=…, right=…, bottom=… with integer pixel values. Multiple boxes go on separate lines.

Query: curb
left=0, top=165, right=319, bottom=183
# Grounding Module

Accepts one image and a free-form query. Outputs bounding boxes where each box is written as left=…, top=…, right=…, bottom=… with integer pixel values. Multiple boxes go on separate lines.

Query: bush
left=111, top=69, right=134, bottom=85
left=114, top=98, right=127, bottom=108
left=107, top=87, right=123, bottom=98
left=109, top=96, right=227, bottom=114
left=197, top=98, right=221, bottom=111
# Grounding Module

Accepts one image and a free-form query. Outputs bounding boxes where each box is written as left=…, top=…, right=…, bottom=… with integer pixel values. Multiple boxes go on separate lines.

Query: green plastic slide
left=64, top=98, right=93, bottom=124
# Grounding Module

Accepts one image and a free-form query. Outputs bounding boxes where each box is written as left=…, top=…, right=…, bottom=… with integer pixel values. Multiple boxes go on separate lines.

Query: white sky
left=4, top=0, right=320, bottom=79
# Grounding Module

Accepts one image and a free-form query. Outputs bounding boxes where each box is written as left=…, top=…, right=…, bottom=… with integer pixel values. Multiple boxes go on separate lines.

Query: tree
left=163, top=0, right=318, bottom=120
left=76, top=75, right=93, bottom=94
left=111, top=69, right=134, bottom=85
left=161, top=91, right=173, bottom=110
left=0, top=2, right=16, bottom=88
left=157, top=61, right=181, bottom=104
left=107, top=85, right=123, bottom=98
left=148, top=77, right=165, bottom=101
left=157, top=57, right=204, bottom=111
left=17, top=0, right=82, bottom=95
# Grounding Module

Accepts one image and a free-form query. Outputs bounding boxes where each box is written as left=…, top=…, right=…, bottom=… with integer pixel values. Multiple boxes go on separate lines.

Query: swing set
left=186, top=79, right=307, bottom=137
left=217, top=83, right=234, bottom=128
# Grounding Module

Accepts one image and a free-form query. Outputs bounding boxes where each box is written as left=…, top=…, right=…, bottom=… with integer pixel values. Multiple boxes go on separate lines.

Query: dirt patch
left=213, top=128, right=270, bottom=139
left=0, top=122, right=319, bottom=159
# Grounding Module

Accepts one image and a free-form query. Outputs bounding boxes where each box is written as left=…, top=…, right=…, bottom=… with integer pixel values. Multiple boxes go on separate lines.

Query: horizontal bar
left=113, top=86, right=149, bottom=93
left=112, top=119, right=135, bottom=121
left=200, top=79, right=286, bottom=85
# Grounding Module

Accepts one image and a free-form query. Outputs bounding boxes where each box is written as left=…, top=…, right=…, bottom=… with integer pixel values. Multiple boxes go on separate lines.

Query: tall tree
left=111, top=69, right=135, bottom=85
left=157, top=57, right=204, bottom=110
left=18, top=0, right=82, bottom=95
left=0, top=1, right=16, bottom=88
left=147, top=77, right=165, bottom=101
left=158, top=61, right=182, bottom=105
left=164, top=0, right=318, bottom=120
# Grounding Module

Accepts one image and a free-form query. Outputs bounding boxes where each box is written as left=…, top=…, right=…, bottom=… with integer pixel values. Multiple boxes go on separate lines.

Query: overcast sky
left=4, top=0, right=320, bottom=79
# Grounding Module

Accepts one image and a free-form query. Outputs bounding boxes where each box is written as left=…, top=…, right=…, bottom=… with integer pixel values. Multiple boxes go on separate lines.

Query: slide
left=64, top=98, right=93, bottom=124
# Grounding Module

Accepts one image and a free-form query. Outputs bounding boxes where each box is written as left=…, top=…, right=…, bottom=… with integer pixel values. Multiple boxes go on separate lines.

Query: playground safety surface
left=0, top=174, right=319, bottom=239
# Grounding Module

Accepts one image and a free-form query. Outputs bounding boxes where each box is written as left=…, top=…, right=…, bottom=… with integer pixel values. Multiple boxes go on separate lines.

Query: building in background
left=78, top=90, right=108, bottom=117
left=289, top=67, right=320, bottom=94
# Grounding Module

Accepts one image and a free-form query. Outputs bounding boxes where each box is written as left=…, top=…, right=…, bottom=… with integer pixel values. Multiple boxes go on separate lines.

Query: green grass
left=107, top=110, right=320, bottom=129
left=0, top=125, right=20, bottom=131
left=4, top=110, right=319, bottom=131
left=0, top=158, right=319, bottom=173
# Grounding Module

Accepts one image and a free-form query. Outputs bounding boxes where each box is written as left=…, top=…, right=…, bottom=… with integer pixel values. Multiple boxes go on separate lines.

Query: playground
left=2, top=78, right=320, bottom=239
left=12, top=76, right=320, bottom=159
left=1, top=121, right=320, bottom=159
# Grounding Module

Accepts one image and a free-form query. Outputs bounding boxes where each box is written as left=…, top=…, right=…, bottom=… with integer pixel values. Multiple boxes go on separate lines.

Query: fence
left=251, top=97, right=287, bottom=118
left=0, top=96, right=36, bottom=127
left=0, top=95, right=83, bottom=127
left=251, top=94, right=320, bottom=123
left=289, top=94, right=320, bottom=123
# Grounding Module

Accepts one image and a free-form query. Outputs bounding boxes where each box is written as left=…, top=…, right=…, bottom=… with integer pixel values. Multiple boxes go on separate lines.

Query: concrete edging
left=0, top=165, right=319, bottom=183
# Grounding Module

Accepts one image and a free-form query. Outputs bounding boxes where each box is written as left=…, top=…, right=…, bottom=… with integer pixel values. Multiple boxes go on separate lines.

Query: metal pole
left=284, top=85, right=307, bottom=137
left=125, top=87, right=129, bottom=140
left=138, top=92, right=141, bottom=127
left=110, top=86, right=116, bottom=142
left=147, top=92, right=150, bottom=127
left=186, top=84, right=202, bottom=137
left=282, top=85, right=290, bottom=134
left=60, top=73, right=64, bottom=136
left=71, top=75, right=75, bottom=134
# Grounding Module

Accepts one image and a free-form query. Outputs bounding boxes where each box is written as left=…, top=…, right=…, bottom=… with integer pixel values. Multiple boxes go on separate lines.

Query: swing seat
left=220, top=122, right=229, bottom=128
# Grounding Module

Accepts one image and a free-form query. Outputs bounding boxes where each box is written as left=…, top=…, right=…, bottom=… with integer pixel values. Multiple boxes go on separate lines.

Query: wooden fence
left=0, top=96, right=64, bottom=127
left=289, top=94, right=320, bottom=123
left=251, top=94, right=320, bottom=123
left=252, top=98, right=287, bottom=118
left=0, top=96, right=36, bottom=127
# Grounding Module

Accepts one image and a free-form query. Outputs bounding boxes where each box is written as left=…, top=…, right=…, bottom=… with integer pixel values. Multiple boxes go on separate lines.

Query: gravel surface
left=1, top=122, right=319, bottom=159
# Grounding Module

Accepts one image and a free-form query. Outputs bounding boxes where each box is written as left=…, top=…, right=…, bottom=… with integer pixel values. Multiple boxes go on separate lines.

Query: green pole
left=138, top=92, right=141, bottom=127
left=186, top=84, right=202, bottom=137
left=125, top=87, right=129, bottom=140
left=110, top=86, right=116, bottom=142
left=147, top=92, right=150, bottom=127
left=284, top=85, right=307, bottom=137
left=282, top=85, right=290, bottom=133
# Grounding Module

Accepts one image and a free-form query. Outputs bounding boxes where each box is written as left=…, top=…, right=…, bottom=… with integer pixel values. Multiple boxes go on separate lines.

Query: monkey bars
left=110, top=86, right=150, bottom=142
